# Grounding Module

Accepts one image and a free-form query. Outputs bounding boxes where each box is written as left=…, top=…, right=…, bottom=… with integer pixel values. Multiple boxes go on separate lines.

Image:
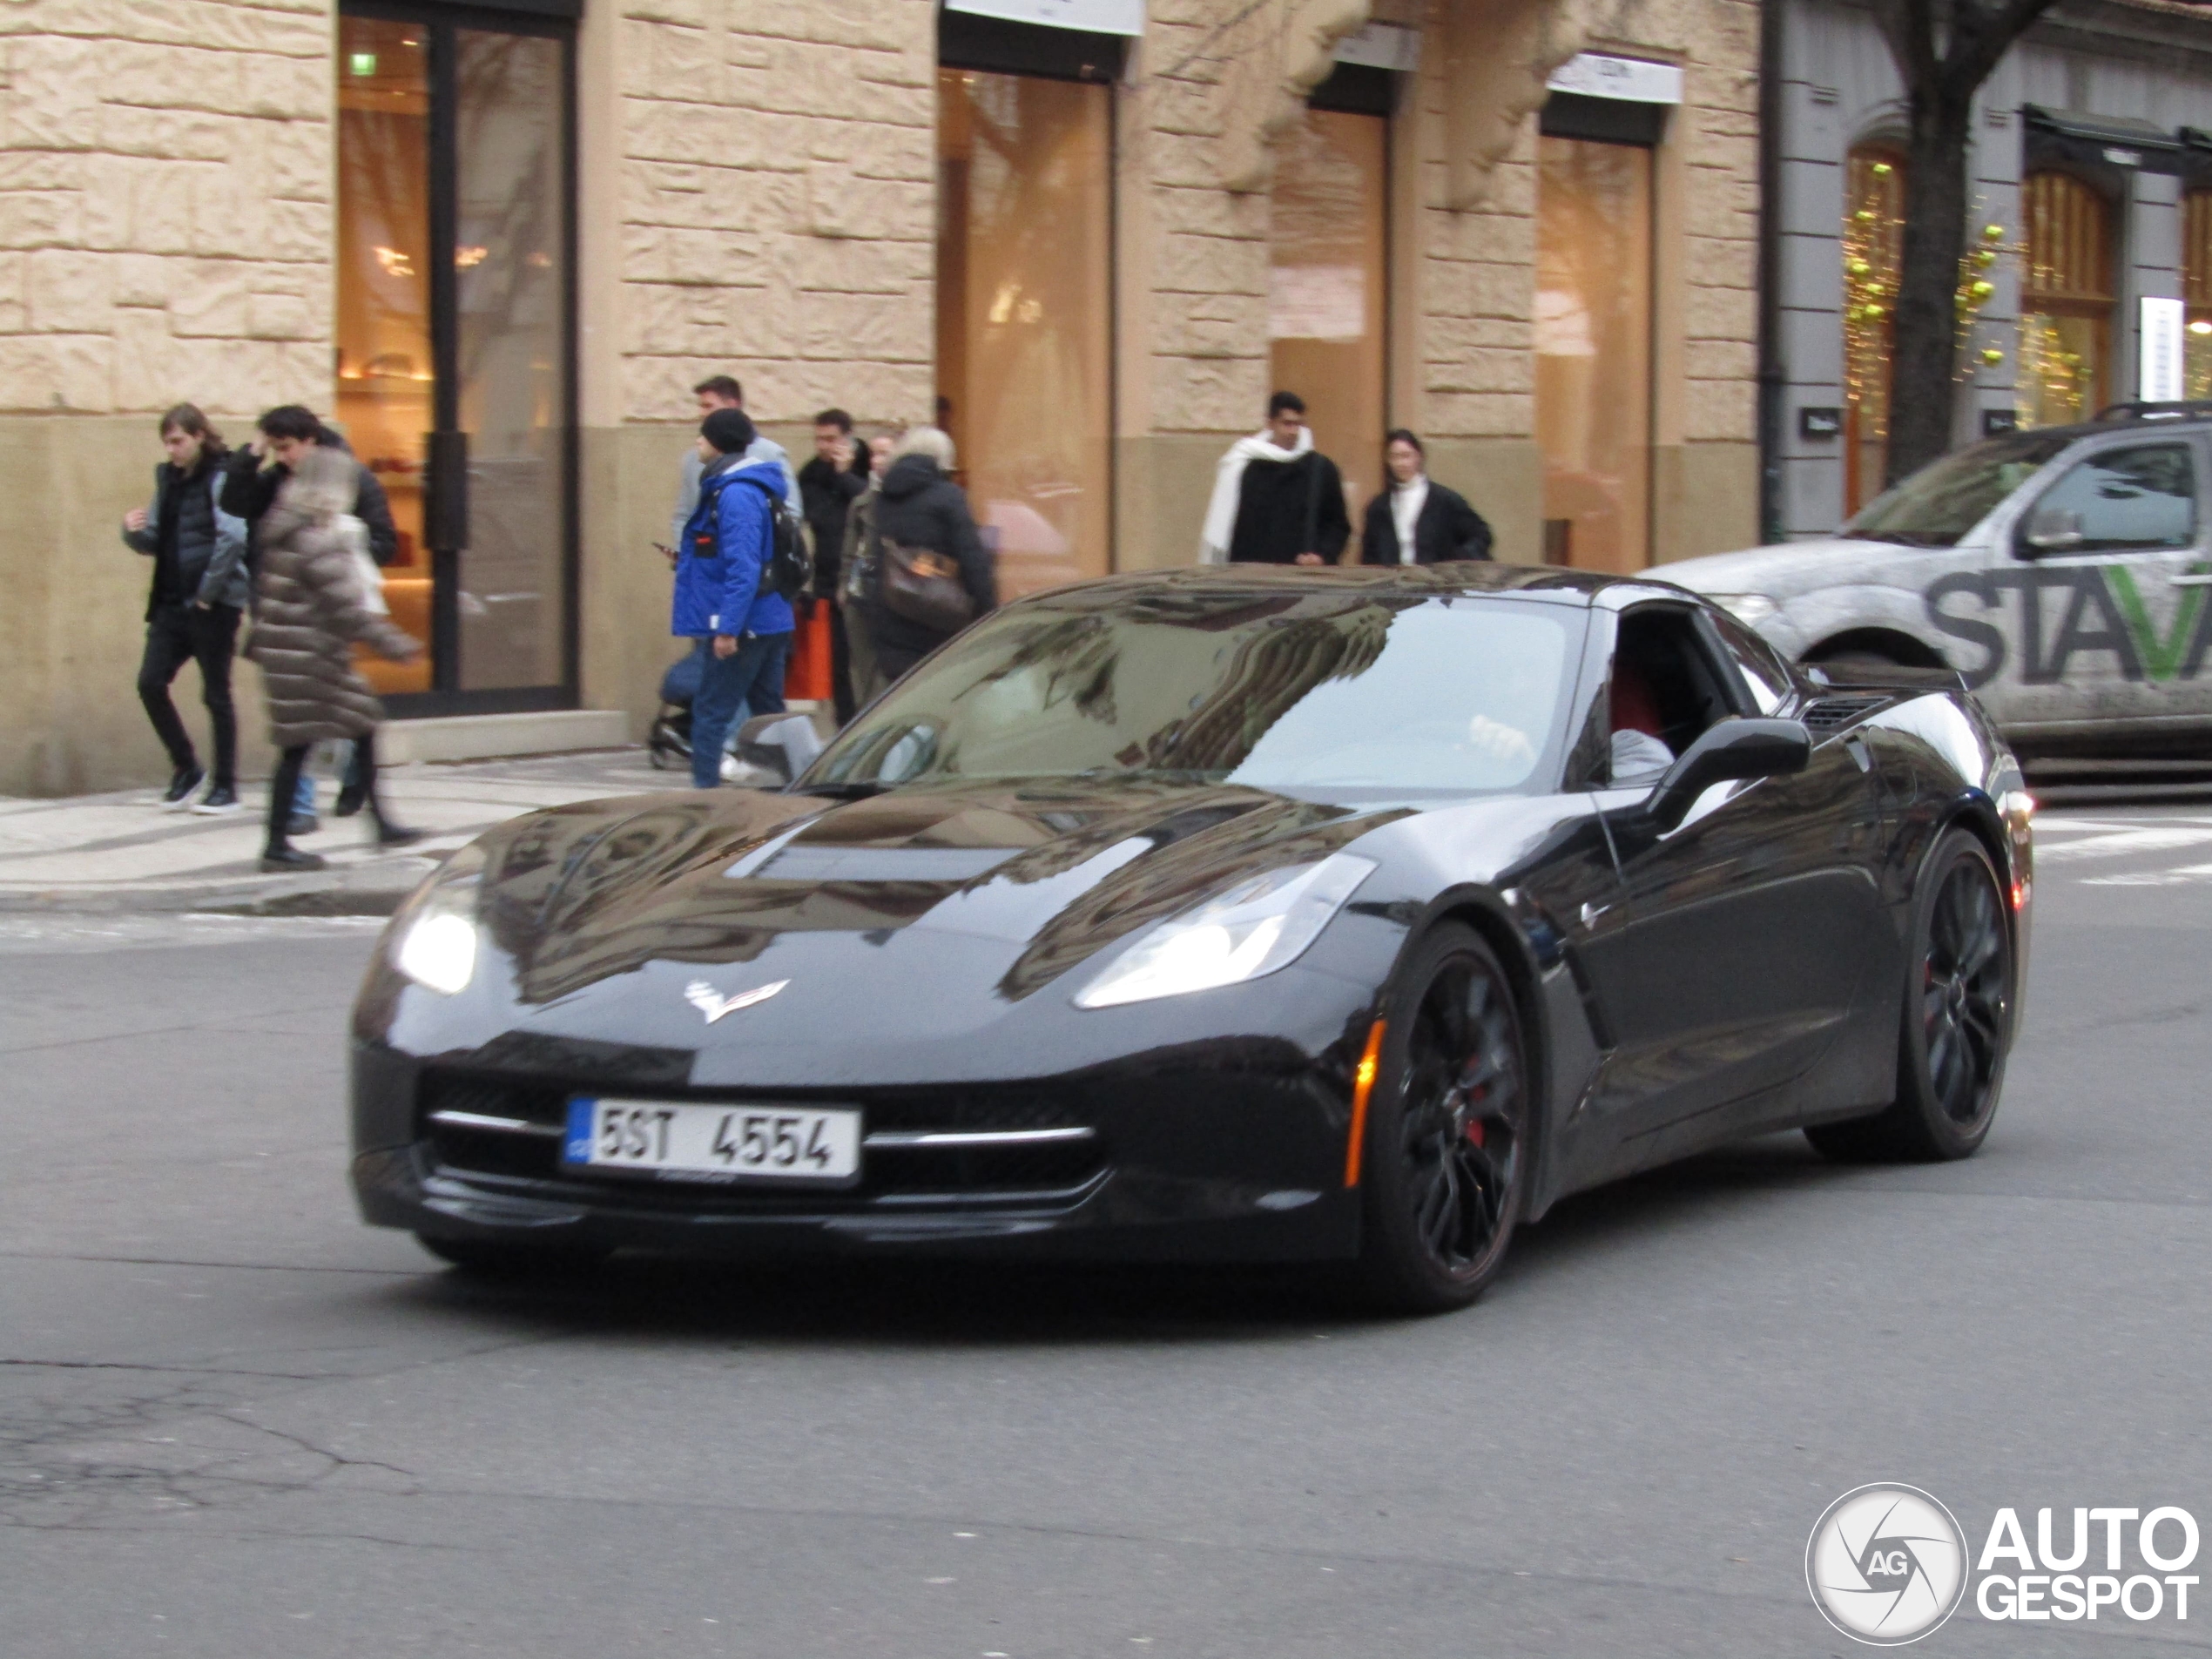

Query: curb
left=0, top=852, right=445, bottom=918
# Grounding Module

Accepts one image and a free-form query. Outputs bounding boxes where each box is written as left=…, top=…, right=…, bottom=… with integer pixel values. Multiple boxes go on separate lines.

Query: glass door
left=337, top=5, right=576, bottom=711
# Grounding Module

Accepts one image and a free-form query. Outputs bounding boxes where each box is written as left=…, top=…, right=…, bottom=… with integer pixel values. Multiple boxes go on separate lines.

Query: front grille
left=415, top=1069, right=1106, bottom=1206
left=1801, top=693, right=1889, bottom=733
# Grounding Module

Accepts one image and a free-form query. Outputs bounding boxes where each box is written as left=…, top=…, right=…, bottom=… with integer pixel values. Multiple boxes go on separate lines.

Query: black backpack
left=748, top=476, right=813, bottom=599
left=695, top=472, right=813, bottom=600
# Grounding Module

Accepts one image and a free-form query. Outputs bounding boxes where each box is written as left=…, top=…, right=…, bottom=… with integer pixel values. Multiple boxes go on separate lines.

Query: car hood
left=459, top=779, right=1402, bottom=1009
left=1659, top=536, right=1928, bottom=598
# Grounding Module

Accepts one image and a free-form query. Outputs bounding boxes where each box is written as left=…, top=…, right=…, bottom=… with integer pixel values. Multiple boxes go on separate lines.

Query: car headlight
left=1710, top=592, right=1780, bottom=626
left=391, top=842, right=487, bottom=995
left=1074, top=854, right=1376, bottom=1009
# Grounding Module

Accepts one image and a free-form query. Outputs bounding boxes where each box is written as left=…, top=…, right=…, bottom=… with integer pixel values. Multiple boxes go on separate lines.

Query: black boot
left=260, top=844, right=328, bottom=873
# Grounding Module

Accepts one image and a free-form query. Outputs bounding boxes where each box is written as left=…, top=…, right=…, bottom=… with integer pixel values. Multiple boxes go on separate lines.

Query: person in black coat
left=1216, top=392, right=1351, bottom=566
left=865, top=426, right=995, bottom=683
left=798, top=408, right=870, bottom=721
left=219, top=406, right=398, bottom=575
left=1359, top=429, right=1494, bottom=566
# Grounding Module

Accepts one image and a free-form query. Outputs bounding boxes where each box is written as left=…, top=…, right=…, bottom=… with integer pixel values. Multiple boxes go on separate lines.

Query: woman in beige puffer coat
left=249, top=445, right=422, bottom=871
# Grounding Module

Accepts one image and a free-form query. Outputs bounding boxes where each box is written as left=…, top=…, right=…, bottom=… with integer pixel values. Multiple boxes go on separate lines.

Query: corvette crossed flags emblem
left=683, top=978, right=789, bottom=1023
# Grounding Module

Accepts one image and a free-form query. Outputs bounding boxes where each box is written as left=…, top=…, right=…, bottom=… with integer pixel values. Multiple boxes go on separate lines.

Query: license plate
left=563, top=1098, right=861, bottom=1184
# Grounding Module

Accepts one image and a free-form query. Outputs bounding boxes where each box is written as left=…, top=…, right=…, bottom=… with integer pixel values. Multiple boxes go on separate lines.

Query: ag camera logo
left=1806, top=1484, right=1969, bottom=1644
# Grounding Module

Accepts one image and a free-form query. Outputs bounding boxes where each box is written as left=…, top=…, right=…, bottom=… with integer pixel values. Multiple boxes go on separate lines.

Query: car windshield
left=804, top=589, right=1582, bottom=796
left=1841, top=431, right=2079, bottom=547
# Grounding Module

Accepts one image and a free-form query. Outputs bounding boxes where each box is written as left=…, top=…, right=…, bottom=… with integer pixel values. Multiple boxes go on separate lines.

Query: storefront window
left=2184, top=189, right=2212, bottom=399
left=1269, top=109, right=1387, bottom=538
left=2018, top=170, right=2114, bottom=428
left=1842, top=146, right=1905, bottom=514
left=1536, top=133, right=1653, bottom=572
left=337, top=16, right=432, bottom=694
left=936, top=70, right=1111, bottom=600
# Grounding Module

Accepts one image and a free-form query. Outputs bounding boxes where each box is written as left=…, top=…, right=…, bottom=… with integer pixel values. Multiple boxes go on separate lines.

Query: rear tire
left=415, top=1232, right=608, bottom=1278
left=1346, top=924, right=1530, bottom=1314
left=1806, top=828, right=2013, bottom=1163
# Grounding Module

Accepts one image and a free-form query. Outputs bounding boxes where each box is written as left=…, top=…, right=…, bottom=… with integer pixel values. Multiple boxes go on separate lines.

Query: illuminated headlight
left=1710, top=592, right=1781, bottom=626
left=390, top=842, right=487, bottom=995
left=1074, top=854, right=1376, bottom=1009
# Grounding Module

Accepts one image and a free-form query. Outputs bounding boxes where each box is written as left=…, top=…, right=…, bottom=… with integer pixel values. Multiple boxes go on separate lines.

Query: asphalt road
left=3, top=807, right=2209, bottom=1657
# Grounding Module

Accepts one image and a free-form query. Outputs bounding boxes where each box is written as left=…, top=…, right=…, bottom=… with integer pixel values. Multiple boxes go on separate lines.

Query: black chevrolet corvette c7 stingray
left=351, top=564, right=2033, bottom=1312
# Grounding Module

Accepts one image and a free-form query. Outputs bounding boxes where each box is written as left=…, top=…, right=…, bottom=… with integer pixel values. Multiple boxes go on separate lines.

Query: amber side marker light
left=1343, top=1019, right=1388, bottom=1188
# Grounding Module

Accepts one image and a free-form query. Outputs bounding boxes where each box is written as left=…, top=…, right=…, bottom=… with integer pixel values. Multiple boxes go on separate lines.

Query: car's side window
left=1606, top=605, right=1748, bottom=786
left=1703, top=610, right=1792, bottom=713
left=2022, top=442, right=2196, bottom=555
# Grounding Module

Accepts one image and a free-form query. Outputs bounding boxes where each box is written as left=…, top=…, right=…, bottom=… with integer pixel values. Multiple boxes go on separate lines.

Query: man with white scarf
left=1198, top=391, right=1351, bottom=567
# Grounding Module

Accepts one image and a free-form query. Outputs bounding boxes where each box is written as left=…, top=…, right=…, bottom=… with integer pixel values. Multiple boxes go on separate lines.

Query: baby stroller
left=649, top=641, right=819, bottom=782
left=646, top=641, right=707, bottom=771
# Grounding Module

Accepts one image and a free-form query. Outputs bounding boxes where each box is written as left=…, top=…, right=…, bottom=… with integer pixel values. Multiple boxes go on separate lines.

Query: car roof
left=1032, top=563, right=1634, bottom=607
left=2027, top=402, right=2212, bottom=442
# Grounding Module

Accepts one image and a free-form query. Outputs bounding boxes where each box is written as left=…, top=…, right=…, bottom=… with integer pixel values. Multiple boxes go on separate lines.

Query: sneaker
left=258, top=847, right=328, bottom=873
left=287, top=812, right=320, bottom=837
left=160, top=765, right=205, bottom=807
left=189, top=784, right=240, bottom=815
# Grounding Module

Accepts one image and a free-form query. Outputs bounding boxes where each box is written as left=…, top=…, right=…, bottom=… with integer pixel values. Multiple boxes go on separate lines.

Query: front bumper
left=350, top=1040, right=1362, bottom=1263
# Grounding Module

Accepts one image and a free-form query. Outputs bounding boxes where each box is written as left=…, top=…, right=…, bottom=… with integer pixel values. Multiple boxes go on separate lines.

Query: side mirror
left=735, top=712, right=823, bottom=786
left=1641, top=717, right=1812, bottom=833
left=2023, top=504, right=2084, bottom=553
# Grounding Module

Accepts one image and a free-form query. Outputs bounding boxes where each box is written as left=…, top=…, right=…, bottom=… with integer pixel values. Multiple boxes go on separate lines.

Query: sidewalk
left=0, top=747, right=685, bottom=915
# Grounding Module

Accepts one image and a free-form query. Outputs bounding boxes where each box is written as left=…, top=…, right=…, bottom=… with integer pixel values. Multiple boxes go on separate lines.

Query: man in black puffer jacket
left=865, top=426, right=996, bottom=683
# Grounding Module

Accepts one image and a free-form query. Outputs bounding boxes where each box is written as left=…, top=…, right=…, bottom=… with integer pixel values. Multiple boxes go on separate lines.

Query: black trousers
left=138, top=603, right=240, bottom=786
left=266, top=729, right=385, bottom=850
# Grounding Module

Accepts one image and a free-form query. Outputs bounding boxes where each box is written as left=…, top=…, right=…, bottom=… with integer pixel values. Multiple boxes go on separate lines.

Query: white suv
left=1662, top=405, right=2212, bottom=752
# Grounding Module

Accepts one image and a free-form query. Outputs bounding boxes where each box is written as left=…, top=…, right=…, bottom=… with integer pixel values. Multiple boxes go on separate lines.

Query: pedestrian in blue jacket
left=675, top=407, right=794, bottom=788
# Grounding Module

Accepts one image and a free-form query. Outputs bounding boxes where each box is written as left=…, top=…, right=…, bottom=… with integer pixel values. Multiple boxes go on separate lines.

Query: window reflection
left=1537, top=134, right=1653, bottom=572
left=936, top=71, right=1111, bottom=601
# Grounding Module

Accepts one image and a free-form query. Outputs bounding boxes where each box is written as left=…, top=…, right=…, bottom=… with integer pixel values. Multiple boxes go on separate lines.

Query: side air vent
left=1801, top=694, right=1889, bottom=733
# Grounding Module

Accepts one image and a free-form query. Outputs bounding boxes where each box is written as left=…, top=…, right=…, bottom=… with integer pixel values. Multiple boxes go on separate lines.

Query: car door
left=1575, top=601, right=1892, bottom=1156
left=1973, top=435, right=2212, bottom=732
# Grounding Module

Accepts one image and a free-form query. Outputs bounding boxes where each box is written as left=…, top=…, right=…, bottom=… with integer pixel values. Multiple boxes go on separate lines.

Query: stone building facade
left=1769, top=0, right=2212, bottom=536
left=0, top=0, right=1763, bottom=796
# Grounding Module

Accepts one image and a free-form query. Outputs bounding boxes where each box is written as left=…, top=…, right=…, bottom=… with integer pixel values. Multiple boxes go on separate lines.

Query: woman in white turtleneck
left=1359, top=429, right=1494, bottom=567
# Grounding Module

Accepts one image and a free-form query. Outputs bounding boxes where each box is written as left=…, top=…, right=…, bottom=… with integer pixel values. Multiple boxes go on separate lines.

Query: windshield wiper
left=798, top=779, right=898, bottom=799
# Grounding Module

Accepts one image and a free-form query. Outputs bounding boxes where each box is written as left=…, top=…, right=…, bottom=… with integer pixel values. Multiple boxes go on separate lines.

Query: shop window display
left=2017, top=170, right=2114, bottom=428
left=936, top=70, right=1111, bottom=600
left=1535, top=133, right=1654, bottom=573
left=1268, top=109, right=1388, bottom=539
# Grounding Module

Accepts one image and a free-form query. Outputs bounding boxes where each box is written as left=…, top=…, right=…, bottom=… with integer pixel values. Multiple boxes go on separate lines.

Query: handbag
left=878, top=536, right=974, bottom=635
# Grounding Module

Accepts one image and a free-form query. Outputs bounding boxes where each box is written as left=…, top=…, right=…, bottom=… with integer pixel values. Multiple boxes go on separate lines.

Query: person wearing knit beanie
left=700, top=407, right=756, bottom=455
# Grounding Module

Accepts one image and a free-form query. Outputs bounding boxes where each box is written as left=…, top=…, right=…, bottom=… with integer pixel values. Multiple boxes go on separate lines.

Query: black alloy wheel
left=1350, top=924, right=1529, bottom=1313
left=1807, top=827, right=2013, bottom=1162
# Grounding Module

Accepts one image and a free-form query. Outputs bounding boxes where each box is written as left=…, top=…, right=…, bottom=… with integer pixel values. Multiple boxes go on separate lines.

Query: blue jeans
left=291, top=740, right=361, bottom=816
left=689, top=632, right=790, bottom=789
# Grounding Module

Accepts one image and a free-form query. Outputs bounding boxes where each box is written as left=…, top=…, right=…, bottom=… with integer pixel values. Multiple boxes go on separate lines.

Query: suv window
left=1844, top=430, right=2077, bottom=548
left=2026, top=442, right=2197, bottom=554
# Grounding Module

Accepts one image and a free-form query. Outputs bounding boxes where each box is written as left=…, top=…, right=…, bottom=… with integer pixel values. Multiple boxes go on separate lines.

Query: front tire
left=1348, top=924, right=1530, bottom=1314
left=1807, top=827, right=2013, bottom=1162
